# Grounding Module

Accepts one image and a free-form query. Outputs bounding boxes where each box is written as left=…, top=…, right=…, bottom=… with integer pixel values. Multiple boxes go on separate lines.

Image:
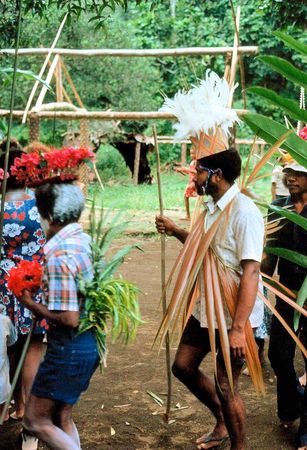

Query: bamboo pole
left=22, top=13, right=67, bottom=123
left=0, top=0, right=23, bottom=264
left=0, top=46, right=259, bottom=57
left=47, top=58, right=72, bottom=104
left=152, top=124, right=172, bottom=422
left=0, top=109, right=248, bottom=120
left=133, top=142, right=141, bottom=185
left=56, top=58, right=63, bottom=102
left=227, top=6, right=240, bottom=106
left=181, top=142, right=187, bottom=166
left=60, top=58, right=85, bottom=108
left=229, top=0, right=247, bottom=109
left=35, top=53, right=59, bottom=108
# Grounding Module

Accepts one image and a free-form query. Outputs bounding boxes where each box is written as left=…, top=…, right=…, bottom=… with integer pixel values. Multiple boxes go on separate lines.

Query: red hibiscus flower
left=7, top=260, right=43, bottom=297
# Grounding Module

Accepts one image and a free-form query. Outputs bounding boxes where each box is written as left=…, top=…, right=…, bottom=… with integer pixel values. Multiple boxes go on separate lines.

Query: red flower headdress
left=7, top=260, right=43, bottom=297
left=11, top=146, right=95, bottom=187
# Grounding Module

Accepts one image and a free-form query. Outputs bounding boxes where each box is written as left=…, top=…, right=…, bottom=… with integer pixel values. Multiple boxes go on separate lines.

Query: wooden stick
left=0, top=46, right=259, bottom=57
left=0, top=109, right=248, bottom=120
left=47, top=58, right=72, bottom=104
left=229, top=0, right=247, bottom=109
left=35, top=54, right=59, bottom=108
left=60, top=57, right=85, bottom=108
left=93, top=162, right=104, bottom=191
left=22, top=13, right=67, bottom=123
left=227, top=6, right=240, bottom=107
left=133, top=142, right=141, bottom=185
left=56, top=58, right=63, bottom=102
left=152, top=124, right=172, bottom=422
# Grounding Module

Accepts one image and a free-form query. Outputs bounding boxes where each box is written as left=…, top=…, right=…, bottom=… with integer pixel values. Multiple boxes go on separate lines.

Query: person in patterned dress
left=0, top=139, right=47, bottom=424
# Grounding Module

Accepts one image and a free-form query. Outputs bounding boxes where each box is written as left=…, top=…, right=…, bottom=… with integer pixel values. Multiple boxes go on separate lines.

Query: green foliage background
left=0, top=0, right=305, bottom=169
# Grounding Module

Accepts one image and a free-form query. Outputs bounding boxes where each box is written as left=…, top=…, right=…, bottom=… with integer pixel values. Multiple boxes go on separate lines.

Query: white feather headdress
left=160, top=70, right=240, bottom=153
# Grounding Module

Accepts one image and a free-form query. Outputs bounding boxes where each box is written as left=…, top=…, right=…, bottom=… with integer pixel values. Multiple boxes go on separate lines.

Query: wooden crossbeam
left=0, top=46, right=258, bottom=57
left=0, top=109, right=248, bottom=120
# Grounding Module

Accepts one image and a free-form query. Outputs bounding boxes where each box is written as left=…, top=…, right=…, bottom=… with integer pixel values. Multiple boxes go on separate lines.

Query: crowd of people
left=0, top=135, right=306, bottom=450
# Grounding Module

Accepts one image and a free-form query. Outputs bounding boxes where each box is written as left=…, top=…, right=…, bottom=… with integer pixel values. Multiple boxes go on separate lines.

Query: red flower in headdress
left=10, top=146, right=95, bottom=187
left=7, top=260, right=43, bottom=297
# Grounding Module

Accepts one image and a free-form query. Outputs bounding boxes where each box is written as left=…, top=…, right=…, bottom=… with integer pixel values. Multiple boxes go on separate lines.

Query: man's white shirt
left=193, top=183, right=265, bottom=329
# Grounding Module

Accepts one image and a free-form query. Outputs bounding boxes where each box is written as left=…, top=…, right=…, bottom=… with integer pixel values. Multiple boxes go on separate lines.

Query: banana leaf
left=247, top=87, right=307, bottom=123
left=273, top=31, right=307, bottom=57
left=258, top=56, right=307, bottom=90
left=242, top=113, right=307, bottom=167
left=261, top=203, right=307, bottom=231
left=0, top=68, right=53, bottom=92
left=264, top=246, right=307, bottom=269
left=294, top=276, right=307, bottom=332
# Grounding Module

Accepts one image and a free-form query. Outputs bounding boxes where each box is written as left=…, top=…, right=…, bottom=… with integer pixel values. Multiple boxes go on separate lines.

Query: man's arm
left=19, top=290, right=80, bottom=328
left=228, top=259, right=260, bottom=359
left=155, top=214, right=188, bottom=243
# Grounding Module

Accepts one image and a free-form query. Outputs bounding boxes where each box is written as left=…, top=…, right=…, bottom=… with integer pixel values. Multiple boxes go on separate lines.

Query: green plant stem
left=0, top=0, right=23, bottom=263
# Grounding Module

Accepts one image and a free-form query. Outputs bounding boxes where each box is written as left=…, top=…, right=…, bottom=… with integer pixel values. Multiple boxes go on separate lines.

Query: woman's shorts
left=31, top=327, right=99, bottom=405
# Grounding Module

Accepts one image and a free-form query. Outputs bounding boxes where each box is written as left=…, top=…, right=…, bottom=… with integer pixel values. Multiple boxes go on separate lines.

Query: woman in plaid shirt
left=19, top=182, right=99, bottom=450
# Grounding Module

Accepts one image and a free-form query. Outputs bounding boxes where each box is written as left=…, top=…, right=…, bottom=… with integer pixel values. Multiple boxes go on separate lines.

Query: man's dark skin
left=156, top=163, right=261, bottom=450
left=261, top=168, right=307, bottom=450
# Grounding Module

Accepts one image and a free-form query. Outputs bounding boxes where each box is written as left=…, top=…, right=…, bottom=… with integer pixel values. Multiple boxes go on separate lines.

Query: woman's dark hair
left=35, top=182, right=85, bottom=225
left=0, top=140, right=26, bottom=190
left=197, top=148, right=241, bottom=183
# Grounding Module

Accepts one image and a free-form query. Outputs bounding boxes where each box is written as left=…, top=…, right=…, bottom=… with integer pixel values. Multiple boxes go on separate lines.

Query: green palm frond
left=79, top=199, right=142, bottom=368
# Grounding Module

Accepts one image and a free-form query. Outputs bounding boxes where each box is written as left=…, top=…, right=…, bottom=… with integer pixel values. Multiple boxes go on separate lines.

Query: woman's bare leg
left=22, top=338, right=44, bottom=401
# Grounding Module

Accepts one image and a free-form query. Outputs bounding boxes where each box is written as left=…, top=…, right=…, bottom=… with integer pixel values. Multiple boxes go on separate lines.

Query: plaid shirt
left=43, top=223, right=93, bottom=311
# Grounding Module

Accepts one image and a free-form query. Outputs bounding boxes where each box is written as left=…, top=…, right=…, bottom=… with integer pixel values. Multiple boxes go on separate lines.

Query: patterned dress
left=0, top=196, right=47, bottom=335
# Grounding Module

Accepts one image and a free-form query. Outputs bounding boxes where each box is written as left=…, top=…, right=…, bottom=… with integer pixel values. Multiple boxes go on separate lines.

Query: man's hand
left=155, top=214, right=177, bottom=236
left=228, top=327, right=246, bottom=359
left=19, top=289, right=35, bottom=308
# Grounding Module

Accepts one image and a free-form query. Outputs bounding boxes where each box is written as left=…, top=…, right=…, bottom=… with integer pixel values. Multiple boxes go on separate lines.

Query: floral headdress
left=10, top=146, right=95, bottom=187
left=159, top=70, right=240, bottom=159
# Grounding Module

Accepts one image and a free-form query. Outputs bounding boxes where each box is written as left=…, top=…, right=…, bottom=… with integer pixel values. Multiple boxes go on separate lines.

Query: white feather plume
left=159, top=70, right=240, bottom=142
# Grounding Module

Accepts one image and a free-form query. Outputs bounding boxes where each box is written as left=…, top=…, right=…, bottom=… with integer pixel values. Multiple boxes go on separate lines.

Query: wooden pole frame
left=0, top=46, right=258, bottom=57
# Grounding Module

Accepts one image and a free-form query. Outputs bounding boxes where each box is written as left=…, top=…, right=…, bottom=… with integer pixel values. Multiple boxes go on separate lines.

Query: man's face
left=193, top=164, right=218, bottom=196
left=284, top=170, right=307, bottom=196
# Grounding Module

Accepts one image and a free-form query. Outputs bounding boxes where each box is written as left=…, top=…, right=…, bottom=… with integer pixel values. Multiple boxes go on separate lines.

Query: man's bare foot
left=196, top=425, right=229, bottom=449
left=180, top=216, right=191, bottom=221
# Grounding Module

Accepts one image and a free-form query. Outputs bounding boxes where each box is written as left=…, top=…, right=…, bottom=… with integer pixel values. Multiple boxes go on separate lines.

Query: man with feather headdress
left=155, top=71, right=264, bottom=450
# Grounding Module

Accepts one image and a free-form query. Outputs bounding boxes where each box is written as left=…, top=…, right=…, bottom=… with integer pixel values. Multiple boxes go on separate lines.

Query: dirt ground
left=0, top=229, right=304, bottom=450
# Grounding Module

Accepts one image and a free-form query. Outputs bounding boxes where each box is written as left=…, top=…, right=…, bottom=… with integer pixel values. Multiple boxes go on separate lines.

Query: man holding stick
left=156, top=148, right=264, bottom=450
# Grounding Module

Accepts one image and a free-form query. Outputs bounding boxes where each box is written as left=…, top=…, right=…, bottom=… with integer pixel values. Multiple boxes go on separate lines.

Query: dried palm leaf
left=245, top=131, right=291, bottom=186
left=209, top=251, right=234, bottom=392
left=212, top=253, right=265, bottom=394
left=258, top=290, right=307, bottom=358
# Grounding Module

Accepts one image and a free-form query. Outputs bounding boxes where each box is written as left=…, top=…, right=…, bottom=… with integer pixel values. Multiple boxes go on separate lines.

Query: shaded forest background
left=0, top=0, right=306, bottom=177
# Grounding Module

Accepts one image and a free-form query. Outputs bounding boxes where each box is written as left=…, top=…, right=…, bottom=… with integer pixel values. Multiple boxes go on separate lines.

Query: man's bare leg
left=216, top=359, right=245, bottom=450
left=55, top=402, right=81, bottom=448
left=172, top=343, right=228, bottom=449
left=23, top=395, right=80, bottom=450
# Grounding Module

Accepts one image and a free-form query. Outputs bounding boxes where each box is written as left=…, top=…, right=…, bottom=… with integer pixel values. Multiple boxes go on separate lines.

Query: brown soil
left=0, top=234, right=304, bottom=450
